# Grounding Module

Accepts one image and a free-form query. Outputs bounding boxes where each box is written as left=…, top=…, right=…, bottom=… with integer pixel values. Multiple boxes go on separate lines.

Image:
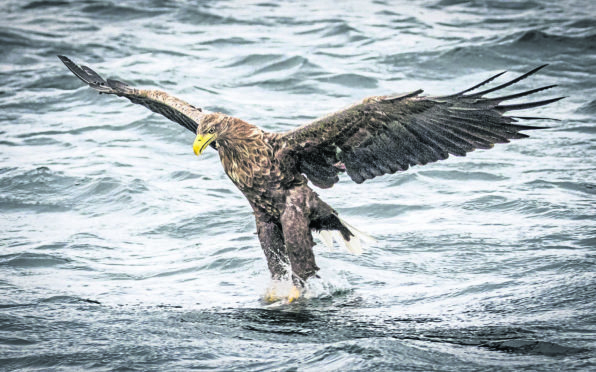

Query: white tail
left=313, top=217, right=376, bottom=255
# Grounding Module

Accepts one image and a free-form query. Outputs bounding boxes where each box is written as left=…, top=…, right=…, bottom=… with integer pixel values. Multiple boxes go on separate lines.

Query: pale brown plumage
left=59, top=56, right=561, bottom=286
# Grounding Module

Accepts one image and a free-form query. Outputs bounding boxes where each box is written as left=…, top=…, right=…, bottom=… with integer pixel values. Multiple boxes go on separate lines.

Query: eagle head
left=193, top=113, right=262, bottom=156
left=193, top=113, right=229, bottom=156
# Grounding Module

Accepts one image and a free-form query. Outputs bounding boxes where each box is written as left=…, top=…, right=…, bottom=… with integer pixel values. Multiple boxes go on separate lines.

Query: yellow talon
left=263, top=283, right=301, bottom=304
left=264, top=288, right=279, bottom=303
left=287, top=286, right=300, bottom=303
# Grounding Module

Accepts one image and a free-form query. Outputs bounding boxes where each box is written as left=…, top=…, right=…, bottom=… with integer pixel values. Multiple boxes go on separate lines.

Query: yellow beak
left=193, top=133, right=215, bottom=156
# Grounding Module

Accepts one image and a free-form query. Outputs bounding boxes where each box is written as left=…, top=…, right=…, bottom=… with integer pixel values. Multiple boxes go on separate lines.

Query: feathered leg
left=280, top=194, right=320, bottom=287
left=255, top=212, right=289, bottom=280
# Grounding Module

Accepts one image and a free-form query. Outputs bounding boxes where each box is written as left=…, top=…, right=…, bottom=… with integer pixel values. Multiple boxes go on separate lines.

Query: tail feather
left=339, top=217, right=377, bottom=245
left=313, top=216, right=375, bottom=255
left=318, top=230, right=334, bottom=250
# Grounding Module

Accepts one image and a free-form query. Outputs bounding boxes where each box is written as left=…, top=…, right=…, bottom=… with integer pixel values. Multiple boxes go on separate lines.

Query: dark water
left=1, top=0, right=596, bottom=370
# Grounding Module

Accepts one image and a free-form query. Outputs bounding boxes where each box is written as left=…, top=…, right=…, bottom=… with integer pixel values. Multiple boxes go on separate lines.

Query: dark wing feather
left=59, top=55, right=203, bottom=134
left=282, top=66, right=562, bottom=188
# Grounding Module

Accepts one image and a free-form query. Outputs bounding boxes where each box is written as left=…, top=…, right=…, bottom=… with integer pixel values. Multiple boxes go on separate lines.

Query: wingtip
left=497, top=96, right=565, bottom=113
left=526, top=64, right=550, bottom=77
left=548, top=96, right=567, bottom=104
left=446, top=69, right=508, bottom=98
left=58, top=55, right=77, bottom=70
left=467, top=64, right=552, bottom=98
left=511, top=116, right=561, bottom=122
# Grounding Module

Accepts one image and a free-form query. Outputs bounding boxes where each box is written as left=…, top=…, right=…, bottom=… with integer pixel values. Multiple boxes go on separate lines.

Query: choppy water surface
left=1, top=0, right=595, bottom=370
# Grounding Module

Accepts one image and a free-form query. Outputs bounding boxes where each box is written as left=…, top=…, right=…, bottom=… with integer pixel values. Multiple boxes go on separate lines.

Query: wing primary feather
left=361, top=146, right=391, bottom=175
left=422, top=116, right=479, bottom=152
left=107, top=79, right=134, bottom=94
left=440, top=116, right=522, bottom=143
left=343, top=155, right=366, bottom=183
left=466, top=64, right=549, bottom=98
left=444, top=114, right=540, bottom=140
left=356, top=135, right=395, bottom=173
left=382, top=89, right=424, bottom=102
left=345, top=150, right=378, bottom=182
left=373, top=133, right=405, bottom=172
left=402, top=120, right=450, bottom=161
left=410, top=118, right=469, bottom=156
left=358, top=167, right=376, bottom=181
left=509, top=116, right=556, bottom=122
left=59, top=55, right=112, bottom=93
left=376, top=131, right=410, bottom=171
left=388, top=123, right=438, bottom=165
left=496, top=97, right=565, bottom=113
left=352, top=148, right=384, bottom=178
left=81, top=65, right=109, bottom=86
left=486, top=85, right=557, bottom=103
left=438, top=120, right=505, bottom=147
left=446, top=70, right=507, bottom=97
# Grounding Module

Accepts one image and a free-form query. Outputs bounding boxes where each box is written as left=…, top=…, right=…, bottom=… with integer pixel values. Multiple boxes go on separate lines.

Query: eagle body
left=59, top=56, right=561, bottom=291
left=202, top=112, right=345, bottom=283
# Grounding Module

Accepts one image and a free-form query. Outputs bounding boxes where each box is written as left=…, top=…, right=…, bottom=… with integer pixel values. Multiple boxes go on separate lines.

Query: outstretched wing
left=59, top=55, right=203, bottom=134
left=282, top=65, right=562, bottom=188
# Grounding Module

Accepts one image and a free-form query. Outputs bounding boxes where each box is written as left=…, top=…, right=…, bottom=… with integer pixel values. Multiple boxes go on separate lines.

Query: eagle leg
left=280, top=200, right=320, bottom=287
left=255, top=213, right=290, bottom=281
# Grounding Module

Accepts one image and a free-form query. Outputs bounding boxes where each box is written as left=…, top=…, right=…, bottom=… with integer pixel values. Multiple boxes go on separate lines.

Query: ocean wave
left=0, top=252, right=71, bottom=268
left=0, top=196, right=70, bottom=212
left=21, top=0, right=70, bottom=10
left=508, top=29, right=596, bottom=51
left=38, top=295, right=101, bottom=304
left=417, top=169, right=507, bottom=181
left=316, top=73, right=378, bottom=89
left=175, top=7, right=263, bottom=26
left=252, top=55, right=317, bottom=75
left=201, top=36, right=256, bottom=46
left=340, top=202, right=431, bottom=218
left=577, top=98, right=596, bottom=114
left=321, top=22, right=361, bottom=38
left=434, top=0, right=543, bottom=10
left=223, top=53, right=285, bottom=68
left=486, top=340, right=588, bottom=356
left=0, top=166, right=156, bottom=214
left=415, top=28, right=596, bottom=74
left=0, top=28, right=39, bottom=48
left=525, top=179, right=596, bottom=196
left=0, top=336, right=37, bottom=346
left=567, top=18, right=596, bottom=29
left=80, top=2, right=163, bottom=21
left=0, top=166, right=78, bottom=200
left=143, top=210, right=248, bottom=239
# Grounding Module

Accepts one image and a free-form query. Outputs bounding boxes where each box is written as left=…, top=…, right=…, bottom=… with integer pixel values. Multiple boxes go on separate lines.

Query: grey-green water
left=1, top=0, right=595, bottom=370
